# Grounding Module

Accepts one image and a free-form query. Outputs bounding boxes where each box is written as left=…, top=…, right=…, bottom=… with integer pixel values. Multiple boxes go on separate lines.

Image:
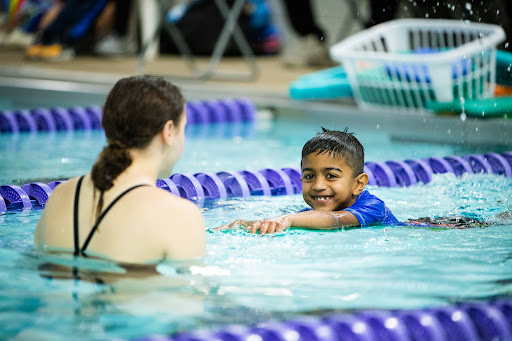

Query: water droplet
left=451, top=5, right=456, bottom=10
left=465, top=2, right=472, bottom=10
left=425, top=13, right=429, bottom=18
left=505, top=42, right=510, bottom=48
left=447, top=129, right=451, bottom=134
left=497, top=10, right=500, bottom=15
left=481, top=111, right=485, bottom=116
left=475, top=127, right=479, bottom=132
left=460, top=97, right=466, bottom=120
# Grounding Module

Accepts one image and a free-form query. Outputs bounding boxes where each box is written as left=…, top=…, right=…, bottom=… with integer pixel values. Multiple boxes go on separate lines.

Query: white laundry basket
left=330, top=19, right=506, bottom=112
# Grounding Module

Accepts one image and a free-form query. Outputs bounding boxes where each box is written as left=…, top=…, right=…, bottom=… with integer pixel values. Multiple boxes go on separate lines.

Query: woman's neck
left=115, top=149, right=162, bottom=187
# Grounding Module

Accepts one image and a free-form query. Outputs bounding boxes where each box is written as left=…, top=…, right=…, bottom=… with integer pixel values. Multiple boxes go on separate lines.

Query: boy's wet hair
left=301, top=127, right=365, bottom=176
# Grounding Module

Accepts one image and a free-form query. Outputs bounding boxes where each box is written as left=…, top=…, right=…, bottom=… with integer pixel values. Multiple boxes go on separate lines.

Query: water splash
left=460, top=97, right=467, bottom=122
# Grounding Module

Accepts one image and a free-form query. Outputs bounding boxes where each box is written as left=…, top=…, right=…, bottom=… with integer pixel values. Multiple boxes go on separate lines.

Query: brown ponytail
left=90, top=75, right=184, bottom=215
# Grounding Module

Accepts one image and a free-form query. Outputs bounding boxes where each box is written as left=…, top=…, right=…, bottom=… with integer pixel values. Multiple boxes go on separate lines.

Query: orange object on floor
left=38, top=44, right=63, bottom=59
left=25, top=44, right=42, bottom=59
left=495, top=84, right=512, bottom=97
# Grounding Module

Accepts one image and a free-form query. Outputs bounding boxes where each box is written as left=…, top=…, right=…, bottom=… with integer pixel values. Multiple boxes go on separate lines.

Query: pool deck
left=0, top=49, right=511, bottom=147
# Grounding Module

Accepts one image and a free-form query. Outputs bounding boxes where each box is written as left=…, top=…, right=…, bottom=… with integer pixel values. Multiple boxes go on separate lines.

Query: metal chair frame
left=137, top=0, right=259, bottom=81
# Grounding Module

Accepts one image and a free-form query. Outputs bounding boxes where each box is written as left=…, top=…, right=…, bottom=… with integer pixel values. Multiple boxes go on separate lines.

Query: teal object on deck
left=427, top=96, right=512, bottom=118
left=496, top=50, right=512, bottom=86
left=289, top=66, right=353, bottom=100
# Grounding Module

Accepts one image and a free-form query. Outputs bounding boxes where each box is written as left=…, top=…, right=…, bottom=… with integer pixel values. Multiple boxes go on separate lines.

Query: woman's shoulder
left=137, top=186, right=199, bottom=208
left=43, top=175, right=84, bottom=206
left=128, top=186, right=203, bottom=223
left=130, top=187, right=205, bottom=248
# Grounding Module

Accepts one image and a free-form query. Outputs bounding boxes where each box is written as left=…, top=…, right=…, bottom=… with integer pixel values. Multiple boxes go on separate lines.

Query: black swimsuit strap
left=73, top=176, right=86, bottom=256
left=79, top=184, right=149, bottom=256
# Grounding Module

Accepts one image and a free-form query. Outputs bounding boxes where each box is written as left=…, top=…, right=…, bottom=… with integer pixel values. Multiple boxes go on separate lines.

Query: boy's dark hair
left=301, top=127, right=365, bottom=176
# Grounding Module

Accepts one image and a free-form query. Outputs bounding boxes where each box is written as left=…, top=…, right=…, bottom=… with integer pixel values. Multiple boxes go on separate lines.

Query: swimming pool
left=1, top=89, right=512, bottom=340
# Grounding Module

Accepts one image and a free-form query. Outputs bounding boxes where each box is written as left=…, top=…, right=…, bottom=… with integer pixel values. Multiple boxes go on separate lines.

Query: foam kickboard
left=427, top=96, right=512, bottom=118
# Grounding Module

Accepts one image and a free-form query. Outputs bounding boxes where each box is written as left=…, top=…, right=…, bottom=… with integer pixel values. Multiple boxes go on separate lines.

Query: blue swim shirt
left=299, top=190, right=399, bottom=227
left=343, top=190, right=399, bottom=227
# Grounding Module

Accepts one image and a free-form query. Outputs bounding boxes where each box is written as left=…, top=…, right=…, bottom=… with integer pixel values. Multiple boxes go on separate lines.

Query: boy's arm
left=215, top=219, right=257, bottom=231
left=246, top=210, right=360, bottom=234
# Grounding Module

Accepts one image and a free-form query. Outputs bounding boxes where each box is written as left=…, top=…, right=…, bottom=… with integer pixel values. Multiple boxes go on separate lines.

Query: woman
left=34, top=75, right=206, bottom=265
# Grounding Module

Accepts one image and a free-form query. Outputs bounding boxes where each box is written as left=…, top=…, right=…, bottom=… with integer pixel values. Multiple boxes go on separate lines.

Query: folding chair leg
left=137, top=0, right=259, bottom=82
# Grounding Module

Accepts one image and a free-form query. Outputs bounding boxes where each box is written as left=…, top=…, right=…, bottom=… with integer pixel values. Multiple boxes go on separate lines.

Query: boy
left=220, top=128, right=399, bottom=234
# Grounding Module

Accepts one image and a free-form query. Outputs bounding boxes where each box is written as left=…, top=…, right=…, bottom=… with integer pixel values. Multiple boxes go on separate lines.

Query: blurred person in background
left=94, top=0, right=138, bottom=56
left=25, top=0, right=107, bottom=61
left=0, top=0, right=62, bottom=48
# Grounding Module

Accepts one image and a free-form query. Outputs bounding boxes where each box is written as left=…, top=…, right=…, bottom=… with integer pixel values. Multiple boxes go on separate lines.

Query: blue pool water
left=1, top=114, right=512, bottom=340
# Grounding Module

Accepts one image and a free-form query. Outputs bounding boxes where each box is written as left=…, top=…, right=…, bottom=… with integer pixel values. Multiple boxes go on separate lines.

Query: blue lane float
left=194, top=173, right=228, bottom=200
left=51, top=107, right=75, bottom=131
left=155, top=178, right=180, bottom=197
left=21, top=182, right=53, bottom=206
left=135, top=299, right=512, bottom=341
left=0, top=194, right=6, bottom=214
left=85, top=105, right=103, bottom=129
left=0, top=111, right=19, bottom=133
left=0, top=185, right=32, bottom=210
left=239, top=170, right=272, bottom=196
left=15, top=110, right=38, bottom=133
left=215, top=171, right=251, bottom=198
left=170, top=173, right=206, bottom=206
left=31, top=108, right=57, bottom=132
left=259, top=168, right=295, bottom=196
left=0, top=98, right=257, bottom=134
left=1, top=152, right=511, bottom=213
left=68, top=106, right=94, bottom=130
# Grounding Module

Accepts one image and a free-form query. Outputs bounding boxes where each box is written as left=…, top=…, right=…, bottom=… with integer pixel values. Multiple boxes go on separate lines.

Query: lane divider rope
left=0, top=98, right=256, bottom=134
left=154, top=299, right=512, bottom=341
left=1, top=152, right=511, bottom=214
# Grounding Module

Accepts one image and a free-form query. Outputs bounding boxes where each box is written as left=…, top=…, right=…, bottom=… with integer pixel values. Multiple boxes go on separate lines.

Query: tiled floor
left=0, top=48, right=326, bottom=97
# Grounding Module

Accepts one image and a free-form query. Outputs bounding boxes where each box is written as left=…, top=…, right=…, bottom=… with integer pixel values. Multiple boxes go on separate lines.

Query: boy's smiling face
left=301, top=152, right=366, bottom=211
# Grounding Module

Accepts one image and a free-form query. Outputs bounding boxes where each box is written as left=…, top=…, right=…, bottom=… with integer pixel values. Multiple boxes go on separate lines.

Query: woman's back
left=35, top=174, right=205, bottom=263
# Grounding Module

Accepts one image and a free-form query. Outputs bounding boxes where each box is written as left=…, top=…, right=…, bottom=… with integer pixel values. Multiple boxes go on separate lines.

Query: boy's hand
left=246, top=216, right=291, bottom=235
left=214, top=219, right=255, bottom=231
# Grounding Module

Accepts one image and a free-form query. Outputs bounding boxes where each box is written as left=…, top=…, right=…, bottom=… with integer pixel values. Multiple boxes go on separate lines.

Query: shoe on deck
left=38, top=44, right=75, bottom=62
left=282, top=34, right=337, bottom=68
left=25, top=44, right=43, bottom=59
